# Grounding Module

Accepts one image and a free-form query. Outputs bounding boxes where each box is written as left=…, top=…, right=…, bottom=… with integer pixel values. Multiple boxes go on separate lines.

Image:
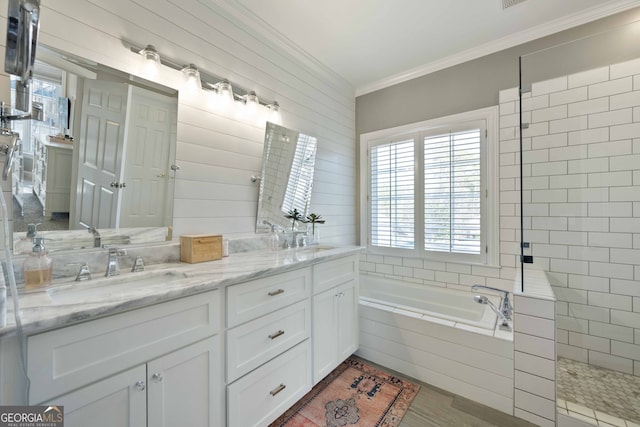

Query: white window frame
left=360, top=106, right=499, bottom=266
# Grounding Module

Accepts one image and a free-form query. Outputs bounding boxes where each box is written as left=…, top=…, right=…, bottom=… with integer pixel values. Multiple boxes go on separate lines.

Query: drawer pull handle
left=268, top=289, right=285, bottom=296
left=269, top=330, right=285, bottom=340
left=270, top=383, right=286, bottom=396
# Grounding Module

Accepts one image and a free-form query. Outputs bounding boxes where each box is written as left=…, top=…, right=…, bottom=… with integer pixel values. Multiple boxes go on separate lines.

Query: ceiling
left=232, top=0, right=640, bottom=95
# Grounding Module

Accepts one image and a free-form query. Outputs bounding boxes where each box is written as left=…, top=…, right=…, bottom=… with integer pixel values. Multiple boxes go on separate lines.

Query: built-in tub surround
left=356, top=274, right=514, bottom=415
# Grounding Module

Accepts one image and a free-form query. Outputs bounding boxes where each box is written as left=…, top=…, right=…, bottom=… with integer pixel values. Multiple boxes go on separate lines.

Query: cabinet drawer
left=313, top=255, right=358, bottom=295
left=227, top=340, right=311, bottom=427
left=28, top=291, right=220, bottom=404
left=227, top=299, right=310, bottom=382
left=227, top=268, right=311, bottom=327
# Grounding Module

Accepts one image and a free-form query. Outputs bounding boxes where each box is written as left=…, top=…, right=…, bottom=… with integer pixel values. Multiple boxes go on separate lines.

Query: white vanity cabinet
left=28, top=291, right=222, bottom=427
left=312, top=255, right=359, bottom=383
left=226, top=268, right=313, bottom=427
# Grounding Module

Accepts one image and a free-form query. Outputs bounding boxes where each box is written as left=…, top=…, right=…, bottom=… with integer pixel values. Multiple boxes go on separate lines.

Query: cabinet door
left=147, top=337, right=221, bottom=427
left=337, top=281, right=358, bottom=361
left=312, top=287, right=338, bottom=383
left=47, top=365, right=146, bottom=427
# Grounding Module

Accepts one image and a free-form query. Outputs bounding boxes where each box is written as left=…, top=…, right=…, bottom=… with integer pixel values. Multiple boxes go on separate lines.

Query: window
left=10, top=73, right=64, bottom=154
left=370, top=137, right=414, bottom=249
left=361, top=107, right=498, bottom=264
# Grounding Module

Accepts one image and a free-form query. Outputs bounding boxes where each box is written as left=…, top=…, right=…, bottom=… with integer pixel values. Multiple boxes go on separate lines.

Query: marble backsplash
left=5, top=233, right=274, bottom=287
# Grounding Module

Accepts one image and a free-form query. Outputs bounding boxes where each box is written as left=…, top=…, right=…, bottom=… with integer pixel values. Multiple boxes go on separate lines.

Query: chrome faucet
left=474, top=295, right=510, bottom=330
left=471, top=284, right=513, bottom=321
left=88, top=226, right=101, bottom=248
left=104, top=246, right=127, bottom=277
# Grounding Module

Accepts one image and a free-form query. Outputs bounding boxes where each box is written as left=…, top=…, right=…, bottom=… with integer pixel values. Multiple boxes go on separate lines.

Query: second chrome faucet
left=104, top=246, right=127, bottom=277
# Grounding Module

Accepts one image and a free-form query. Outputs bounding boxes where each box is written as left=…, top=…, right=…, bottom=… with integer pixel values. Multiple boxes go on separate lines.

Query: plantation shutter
left=424, top=128, right=481, bottom=254
left=282, top=133, right=316, bottom=214
left=370, top=139, right=414, bottom=249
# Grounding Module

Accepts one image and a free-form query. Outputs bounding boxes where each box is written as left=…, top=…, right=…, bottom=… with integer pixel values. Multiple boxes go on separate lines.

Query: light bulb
left=217, top=80, right=234, bottom=107
left=267, top=101, right=282, bottom=125
left=181, top=64, right=201, bottom=92
left=139, top=45, right=160, bottom=78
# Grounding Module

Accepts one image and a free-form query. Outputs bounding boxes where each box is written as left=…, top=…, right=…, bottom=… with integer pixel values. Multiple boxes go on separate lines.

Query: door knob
left=157, top=173, right=166, bottom=178
left=110, top=181, right=118, bottom=187
left=110, top=181, right=126, bottom=188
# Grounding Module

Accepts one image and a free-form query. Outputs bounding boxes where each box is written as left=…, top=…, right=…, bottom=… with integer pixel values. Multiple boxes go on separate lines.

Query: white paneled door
left=75, top=80, right=127, bottom=229
left=120, top=86, right=176, bottom=228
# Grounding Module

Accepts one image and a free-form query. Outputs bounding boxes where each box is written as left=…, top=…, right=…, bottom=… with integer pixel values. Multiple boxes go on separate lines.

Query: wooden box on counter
left=180, top=234, right=223, bottom=263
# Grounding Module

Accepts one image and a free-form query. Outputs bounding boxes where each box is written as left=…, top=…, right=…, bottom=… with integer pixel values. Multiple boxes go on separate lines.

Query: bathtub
left=359, top=274, right=499, bottom=331
left=356, top=274, right=515, bottom=415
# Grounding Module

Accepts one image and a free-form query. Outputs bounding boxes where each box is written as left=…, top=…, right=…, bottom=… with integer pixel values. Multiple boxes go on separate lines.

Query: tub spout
left=474, top=295, right=510, bottom=330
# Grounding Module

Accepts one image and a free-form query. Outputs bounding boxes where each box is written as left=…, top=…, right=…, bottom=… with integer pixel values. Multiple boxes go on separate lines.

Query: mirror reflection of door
left=76, top=79, right=127, bottom=229
left=76, top=81, right=177, bottom=230
left=119, top=86, right=175, bottom=228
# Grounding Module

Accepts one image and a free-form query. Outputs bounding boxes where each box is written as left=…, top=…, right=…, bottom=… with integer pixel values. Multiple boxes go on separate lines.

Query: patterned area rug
left=270, top=358, right=420, bottom=427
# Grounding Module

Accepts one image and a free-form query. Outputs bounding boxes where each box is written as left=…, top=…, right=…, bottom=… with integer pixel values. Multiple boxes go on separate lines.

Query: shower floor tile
left=557, top=357, right=640, bottom=425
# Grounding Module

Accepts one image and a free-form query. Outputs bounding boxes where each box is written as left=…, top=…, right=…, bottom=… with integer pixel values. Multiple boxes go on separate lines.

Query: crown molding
left=355, top=0, right=640, bottom=97
left=209, top=0, right=355, bottom=97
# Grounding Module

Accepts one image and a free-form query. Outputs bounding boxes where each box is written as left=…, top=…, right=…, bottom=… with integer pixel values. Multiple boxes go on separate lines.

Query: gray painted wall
left=356, top=7, right=640, bottom=136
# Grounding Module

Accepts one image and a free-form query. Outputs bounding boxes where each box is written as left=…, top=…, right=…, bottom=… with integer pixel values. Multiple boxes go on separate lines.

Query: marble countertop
left=1, top=245, right=362, bottom=337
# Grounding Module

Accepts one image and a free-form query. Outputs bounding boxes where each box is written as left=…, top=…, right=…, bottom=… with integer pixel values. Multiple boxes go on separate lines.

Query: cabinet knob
left=152, top=373, right=164, bottom=382
left=134, top=380, right=146, bottom=391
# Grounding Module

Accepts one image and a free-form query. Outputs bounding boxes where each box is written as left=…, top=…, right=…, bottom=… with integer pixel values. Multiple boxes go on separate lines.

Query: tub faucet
left=474, top=295, right=510, bottom=330
left=471, top=284, right=512, bottom=321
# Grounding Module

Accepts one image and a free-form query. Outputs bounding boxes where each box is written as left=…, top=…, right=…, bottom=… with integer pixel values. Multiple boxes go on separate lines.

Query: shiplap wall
left=1, top=0, right=356, bottom=244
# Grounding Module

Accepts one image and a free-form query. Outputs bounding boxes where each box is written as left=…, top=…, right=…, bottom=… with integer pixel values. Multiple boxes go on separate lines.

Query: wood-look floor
left=358, top=357, right=537, bottom=427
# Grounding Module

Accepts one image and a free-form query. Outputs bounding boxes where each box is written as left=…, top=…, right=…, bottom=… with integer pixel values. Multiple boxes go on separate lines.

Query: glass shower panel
left=518, top=19, right=640, bottom=426
left=519, top=19, right=640, bottom=292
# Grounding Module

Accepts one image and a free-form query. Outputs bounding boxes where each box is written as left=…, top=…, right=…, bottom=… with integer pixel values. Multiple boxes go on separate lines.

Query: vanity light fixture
left=181, top=64, right=202, bottom=92
left=127, top=42, right=281, bottom=124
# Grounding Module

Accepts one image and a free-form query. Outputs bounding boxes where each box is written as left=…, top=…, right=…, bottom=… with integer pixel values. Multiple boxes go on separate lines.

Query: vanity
left=0, top=245, right=360, bottom=427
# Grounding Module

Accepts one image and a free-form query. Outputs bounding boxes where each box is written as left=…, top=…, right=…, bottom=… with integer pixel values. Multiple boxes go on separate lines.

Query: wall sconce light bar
left=129, top=43, right=279, bottom=109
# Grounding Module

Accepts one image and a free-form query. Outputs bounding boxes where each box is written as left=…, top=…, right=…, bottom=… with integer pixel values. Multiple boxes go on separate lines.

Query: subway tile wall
left=360, top=55, right=640, bottom=377
left=506, top=59, right=640, bottom=377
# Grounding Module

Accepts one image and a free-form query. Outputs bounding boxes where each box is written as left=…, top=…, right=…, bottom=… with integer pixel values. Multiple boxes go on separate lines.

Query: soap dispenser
left=268, top=224, right=280, bottom=251
left=23, top=237, right=53, bottom=289
left=15, top=223, right=39, bottom=254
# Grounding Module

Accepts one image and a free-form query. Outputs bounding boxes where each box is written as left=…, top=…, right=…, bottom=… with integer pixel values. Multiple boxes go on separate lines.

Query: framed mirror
left=10, top=45, right=178, bottom=253
left=256, top=122, right=317, bottom=232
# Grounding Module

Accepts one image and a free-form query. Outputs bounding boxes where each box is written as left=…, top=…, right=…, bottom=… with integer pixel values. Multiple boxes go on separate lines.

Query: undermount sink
left=47, top=268, right=188, bottom=303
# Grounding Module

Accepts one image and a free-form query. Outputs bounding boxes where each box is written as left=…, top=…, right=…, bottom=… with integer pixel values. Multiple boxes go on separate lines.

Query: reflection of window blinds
left=424, top=128, right=481, bottom=254
left=281, top=134, right=316, bottom=214
left=370, top=139, right=414, bottom=249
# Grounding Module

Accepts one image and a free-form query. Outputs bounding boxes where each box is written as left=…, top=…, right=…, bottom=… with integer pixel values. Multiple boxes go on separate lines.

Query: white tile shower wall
left=360, top=57, right=640, bottom=381
left=0, top=1, right=356, bottom=245
left=510, top=58, right=640, bottom=377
